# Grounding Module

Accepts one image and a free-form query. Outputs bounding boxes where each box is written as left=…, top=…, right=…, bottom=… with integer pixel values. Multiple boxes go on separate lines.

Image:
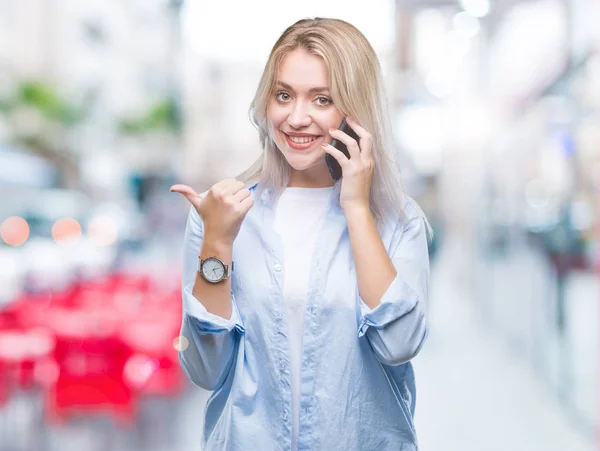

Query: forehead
left=276, top=49, right=329, bottom=90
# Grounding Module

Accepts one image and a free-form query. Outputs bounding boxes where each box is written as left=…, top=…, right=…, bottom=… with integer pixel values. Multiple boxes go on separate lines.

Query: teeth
left=289, top=135, right=317, bottom=144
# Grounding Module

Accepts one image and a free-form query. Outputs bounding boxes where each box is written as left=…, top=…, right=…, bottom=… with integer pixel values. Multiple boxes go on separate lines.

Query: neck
left=288, top=164, right=336, bottom=188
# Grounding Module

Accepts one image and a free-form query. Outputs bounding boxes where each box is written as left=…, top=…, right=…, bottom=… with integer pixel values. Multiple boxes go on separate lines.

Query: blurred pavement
left=414, top=236, right=593, bottom=451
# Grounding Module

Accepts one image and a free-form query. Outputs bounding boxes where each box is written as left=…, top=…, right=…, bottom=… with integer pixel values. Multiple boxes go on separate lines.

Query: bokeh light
left=0, top=216, right=30, bottom=246
left=52, top=218, right=82, bottom=244
left=124, top=354, right=160, bottom=388
left=33, top=357, right=60, bottom=387
left=87, top=216, right=119, bottom=246
left=173, top=336, right=189, bottom=352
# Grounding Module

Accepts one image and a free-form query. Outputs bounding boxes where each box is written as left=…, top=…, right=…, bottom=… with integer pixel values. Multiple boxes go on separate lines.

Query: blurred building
left=393, top=0, right=600, bottom=440
left=179, top=57, right=263, bottom=189
left=0, top=0, right=184, bottom=196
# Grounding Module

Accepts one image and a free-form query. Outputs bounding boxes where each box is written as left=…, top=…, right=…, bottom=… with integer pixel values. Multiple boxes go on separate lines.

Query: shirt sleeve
left=357, top=202, right=430, bottom=366
left=178, top=205, right=245, bottom=391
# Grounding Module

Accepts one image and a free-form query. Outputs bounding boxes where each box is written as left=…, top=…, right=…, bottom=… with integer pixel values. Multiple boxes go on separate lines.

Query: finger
left=322, top=142, right=350, bottom=169
left=170, top=184, right=205, bottom=204
left=238, top=195, right=254, bottom=215
left=209, top=179, right=240, bottom=200
left=170, top=184, right=197, bottom=196
left=346, top=117, right=373, bottom=161
left=170, top=185, right=204, bottom=202
left=211, top=179, right=231, bottom=192
left=221, top=179, right=246, bottom=196
left=329, top=127, right=361, bottom=160
left=232, top=187, right=251, bottom=203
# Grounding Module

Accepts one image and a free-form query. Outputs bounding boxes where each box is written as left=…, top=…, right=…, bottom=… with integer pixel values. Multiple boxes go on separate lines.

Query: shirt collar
left=257, top=181, right=342, bottom=207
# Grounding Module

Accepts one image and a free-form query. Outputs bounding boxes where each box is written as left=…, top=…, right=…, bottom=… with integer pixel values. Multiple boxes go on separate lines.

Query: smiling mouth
left=285, top=134, right=321, bottom=144
left=284, top=133, right=323, bottom=150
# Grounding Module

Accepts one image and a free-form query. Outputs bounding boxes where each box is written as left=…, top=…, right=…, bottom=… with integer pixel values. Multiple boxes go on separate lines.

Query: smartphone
left=325, top=118, right=361, bottom=181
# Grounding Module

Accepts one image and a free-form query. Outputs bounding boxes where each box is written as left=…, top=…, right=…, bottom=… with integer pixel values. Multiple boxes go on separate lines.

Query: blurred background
left=0, top=0, right=598, bottom=450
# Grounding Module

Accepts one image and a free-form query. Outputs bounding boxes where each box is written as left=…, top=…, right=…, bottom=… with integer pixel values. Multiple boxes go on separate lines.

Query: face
left=266, top=49, right=344, bottom=187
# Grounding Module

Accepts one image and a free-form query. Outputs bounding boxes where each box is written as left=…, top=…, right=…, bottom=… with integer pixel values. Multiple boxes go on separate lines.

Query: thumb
left=170, top=184, right=203, bottom=204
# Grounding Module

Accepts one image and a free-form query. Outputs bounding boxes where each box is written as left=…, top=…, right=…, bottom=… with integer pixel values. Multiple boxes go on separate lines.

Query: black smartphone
left=325, top=118, right=361, bottom=181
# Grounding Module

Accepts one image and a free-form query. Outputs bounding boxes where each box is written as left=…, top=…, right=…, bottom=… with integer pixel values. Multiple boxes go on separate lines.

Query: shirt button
left=280, top=363, right=286, bottom=371
left=309, top=306, right=317, bottom=315
left=282, top=411, right=288, bottom=421
left=274, top=263, right=282, bottom=272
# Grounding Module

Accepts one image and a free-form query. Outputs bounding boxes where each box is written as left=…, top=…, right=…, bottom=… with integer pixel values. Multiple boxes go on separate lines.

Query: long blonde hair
left=237, top=17, right=423, bottom=230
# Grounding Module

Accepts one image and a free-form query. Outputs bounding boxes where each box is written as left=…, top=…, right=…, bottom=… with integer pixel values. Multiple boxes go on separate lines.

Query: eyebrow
left=275, top=81, right=330, bottom=94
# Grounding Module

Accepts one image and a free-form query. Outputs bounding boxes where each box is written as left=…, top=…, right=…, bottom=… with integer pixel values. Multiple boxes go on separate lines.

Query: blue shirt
left=178, top=181, right=430, bottom=450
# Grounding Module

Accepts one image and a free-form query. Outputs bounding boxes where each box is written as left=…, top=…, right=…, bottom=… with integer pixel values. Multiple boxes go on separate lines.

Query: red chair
left=2, top=269, right=185, bottom=428
left=43, top=309, right=136, bottom=426
left=0, top=327, right=56, bottom=390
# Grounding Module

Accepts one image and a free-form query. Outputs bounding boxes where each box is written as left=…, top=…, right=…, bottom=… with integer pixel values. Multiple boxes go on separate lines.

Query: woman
left=171, top=17, right=430, bottom=451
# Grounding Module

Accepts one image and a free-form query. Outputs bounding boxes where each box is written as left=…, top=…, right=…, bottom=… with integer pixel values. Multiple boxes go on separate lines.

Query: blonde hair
left=237, top=17, right=426, bottom=231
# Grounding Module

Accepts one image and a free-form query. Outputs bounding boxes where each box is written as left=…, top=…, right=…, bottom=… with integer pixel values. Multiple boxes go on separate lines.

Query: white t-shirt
left=273, top=186, right=333, bottom=450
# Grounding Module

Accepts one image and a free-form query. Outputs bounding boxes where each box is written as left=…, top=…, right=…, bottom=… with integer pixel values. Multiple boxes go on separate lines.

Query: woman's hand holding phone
left=322, top=117, right=374, bottom=214
left=325, top=118, right=361, bottom=181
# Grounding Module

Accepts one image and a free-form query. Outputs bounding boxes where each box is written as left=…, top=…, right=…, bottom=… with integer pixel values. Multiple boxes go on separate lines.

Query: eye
left=315, top=96, right=331, bottom=106
left=276, top=91, right=291, bottom=102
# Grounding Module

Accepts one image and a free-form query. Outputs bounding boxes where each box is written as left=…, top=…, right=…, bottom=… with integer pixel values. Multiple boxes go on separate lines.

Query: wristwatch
left=198, top=256, right=234, bottom=284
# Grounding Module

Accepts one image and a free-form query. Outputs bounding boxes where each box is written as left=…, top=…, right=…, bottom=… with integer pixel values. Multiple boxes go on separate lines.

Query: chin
left=284, top=152, right=324, bottom=171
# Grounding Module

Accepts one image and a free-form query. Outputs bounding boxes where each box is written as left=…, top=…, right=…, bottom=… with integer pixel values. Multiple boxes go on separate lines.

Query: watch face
left=202, top=257, right=226, bottom=282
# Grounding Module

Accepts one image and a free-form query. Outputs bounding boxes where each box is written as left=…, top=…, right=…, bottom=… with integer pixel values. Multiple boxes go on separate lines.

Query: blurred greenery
left=118, top=97, right=181, bottom=135
left=0, top=79, right=181, bottom=187
left=0, top=80, right=88, bottom=187
left=0, top=80, right=87, bottom=125
left=18, top=81, right=85, bottom=125
left=0, top=98, right=11, bottom=114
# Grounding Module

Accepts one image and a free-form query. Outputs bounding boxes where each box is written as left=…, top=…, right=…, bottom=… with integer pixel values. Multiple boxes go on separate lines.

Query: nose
left=286, top=102, right=311, bottom=129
